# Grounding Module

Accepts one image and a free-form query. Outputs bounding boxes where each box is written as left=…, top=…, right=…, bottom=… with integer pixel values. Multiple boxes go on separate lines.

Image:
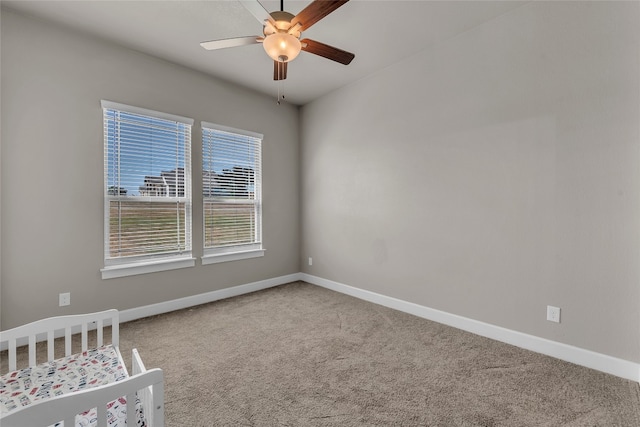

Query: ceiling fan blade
left=291, top=0, right=349, bottom=31
left=200, top=36, right=262, bottom=50
left=273, top=60, right=288, bottom=80
left=239, top=0, right=275, bottom=25
left=300, top=38, right=355, bottom=65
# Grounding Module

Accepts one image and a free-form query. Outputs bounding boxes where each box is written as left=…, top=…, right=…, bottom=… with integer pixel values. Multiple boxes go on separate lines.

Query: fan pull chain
left=277, top=78, right=285, bottom=105
left=276, top=63, right=284, bottom=105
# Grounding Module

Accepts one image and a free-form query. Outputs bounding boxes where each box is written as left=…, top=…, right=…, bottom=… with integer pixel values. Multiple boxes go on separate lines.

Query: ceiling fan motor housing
left=264, top=11, right=299, bottom=36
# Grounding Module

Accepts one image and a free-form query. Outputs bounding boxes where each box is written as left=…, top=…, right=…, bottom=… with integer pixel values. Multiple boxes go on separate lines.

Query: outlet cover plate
left=59, top=292, right=71, bottom=307
left=547, top=305, right=560, bottom=323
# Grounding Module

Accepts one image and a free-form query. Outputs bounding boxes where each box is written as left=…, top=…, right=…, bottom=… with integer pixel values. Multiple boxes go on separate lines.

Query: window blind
left=102, top=101, right=193, bottom=264
left=202, top=122, right=263, bottom=255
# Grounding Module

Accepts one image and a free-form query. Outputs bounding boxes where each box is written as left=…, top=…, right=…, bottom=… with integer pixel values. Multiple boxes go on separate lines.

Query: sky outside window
left=105, top=110, right=188, bottom=196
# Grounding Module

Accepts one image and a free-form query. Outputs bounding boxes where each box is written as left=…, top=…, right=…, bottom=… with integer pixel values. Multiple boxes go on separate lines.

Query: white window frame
left=101, top=100, right=195, bottom=279
left=201, top=122, right=264, bottom=265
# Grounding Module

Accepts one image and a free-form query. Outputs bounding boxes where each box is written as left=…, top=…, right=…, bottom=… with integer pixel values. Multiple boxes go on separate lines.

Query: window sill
left=101, top=257, right=196, bottom=279
left=201, top=249, right=265, bottom=265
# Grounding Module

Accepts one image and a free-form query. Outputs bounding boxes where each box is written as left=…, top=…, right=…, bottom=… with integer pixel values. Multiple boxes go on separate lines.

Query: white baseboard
left=6, top=272, right=636, bottom=383
left=119, top=273, right=302, bottom=323
left=0, top=274, right=302, bottom=352
left=300, top=273, right=640, bottom=383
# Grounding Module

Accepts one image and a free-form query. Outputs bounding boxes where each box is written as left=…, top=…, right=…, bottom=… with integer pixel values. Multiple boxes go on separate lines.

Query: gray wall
left=300, top=1, right=640, bottom=363
left=2, top=2, right=639, bottom=366
left=1, top=9, right=300, bottom=328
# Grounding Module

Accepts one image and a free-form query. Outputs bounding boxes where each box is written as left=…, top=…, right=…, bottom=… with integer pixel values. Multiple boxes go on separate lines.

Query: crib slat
left=153, top=381, right=165, bottom=427
left=97, top=404, right=107, bottom=427
left=9, top=339, right=17, bottom=371
left=47, top=330, right=55, bottom=362
left=97, top=319, right=104, bottom=347
left=111, top=318, right=119, bottom=347
left=65, top=326, right=72, bottom=356
left=81, top=323, right=88, bottom=351
left=28, top=335, right=36, bottom=366
left=127, top=392, right=136, bottom=426
left=64, top=416, right=75, bottom=426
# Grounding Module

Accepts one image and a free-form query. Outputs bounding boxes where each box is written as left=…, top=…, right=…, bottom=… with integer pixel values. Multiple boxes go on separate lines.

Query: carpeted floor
left=117, top=281, right=640, bottom=426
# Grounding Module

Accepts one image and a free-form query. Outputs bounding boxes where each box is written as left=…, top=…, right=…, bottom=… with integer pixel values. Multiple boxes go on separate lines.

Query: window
left=201, top=122, right=264, bottom=264
left=101, top=101, right=195, bottom=279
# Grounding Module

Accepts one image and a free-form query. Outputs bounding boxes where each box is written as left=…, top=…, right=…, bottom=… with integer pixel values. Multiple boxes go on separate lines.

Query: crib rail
left=132, top=348, right=164, bottom=427
left=0, top=309, right=119, bottom=372
left=0, top=368, right=164, bottom=427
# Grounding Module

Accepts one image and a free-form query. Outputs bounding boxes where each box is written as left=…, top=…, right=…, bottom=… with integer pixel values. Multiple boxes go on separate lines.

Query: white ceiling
left=2, top=0, right=525, bottom=105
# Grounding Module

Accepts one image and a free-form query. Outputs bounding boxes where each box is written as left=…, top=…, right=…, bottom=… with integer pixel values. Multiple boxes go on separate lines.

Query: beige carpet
left=116, top=281, right=640, bottom=426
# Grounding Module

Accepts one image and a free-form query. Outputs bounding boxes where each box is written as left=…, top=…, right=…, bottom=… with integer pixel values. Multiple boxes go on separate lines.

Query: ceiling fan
left=200, top=0, right=355, bottom=81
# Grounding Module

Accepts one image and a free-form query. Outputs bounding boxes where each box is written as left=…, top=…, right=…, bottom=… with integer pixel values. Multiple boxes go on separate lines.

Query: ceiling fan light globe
left=263, top=33, right=301, bottom=62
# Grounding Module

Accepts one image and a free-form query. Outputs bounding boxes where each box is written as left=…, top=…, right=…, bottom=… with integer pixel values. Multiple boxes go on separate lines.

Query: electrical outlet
left=308, top=257, right=313, bottom=266
left=547, top=305, right=560, bottom=323
left=59, top=292, right=71, bottom=307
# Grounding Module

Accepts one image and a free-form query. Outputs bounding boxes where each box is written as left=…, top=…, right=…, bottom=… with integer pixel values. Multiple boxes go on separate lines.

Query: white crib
left=0, top=309, right=164, bottom=427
